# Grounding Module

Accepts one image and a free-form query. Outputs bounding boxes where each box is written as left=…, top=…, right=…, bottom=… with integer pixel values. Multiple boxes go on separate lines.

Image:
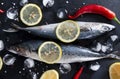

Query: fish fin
left=10, top=23, right=23, bottom=30
left=2, top=28, right=18, bottom=33
left=107, top=51, right=120, bottom=60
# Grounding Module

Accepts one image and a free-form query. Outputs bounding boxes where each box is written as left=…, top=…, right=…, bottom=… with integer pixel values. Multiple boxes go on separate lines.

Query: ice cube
left=92, top=42, right=102, bottom=52
left=3, top=54, right=16, bottom=65
left=90, top=62, right=100, bottom=71
left=24, top=58, right=35, bottom=68
left=42, top=0, right=54, bottom=8
left=6, top=7, right=18, bottom=20
left=57, top=8, right=68, bottom=19
left=59, top=63, right=71, bottom=74
left=19, top=0, right=28, bottom=6
left=0, top=40, right=4, bottom=51
left=28, top=72, right=37, bottom=79
left=110, top=35, right=118, bottom=42
left=101, top=45, right=109, bottom=53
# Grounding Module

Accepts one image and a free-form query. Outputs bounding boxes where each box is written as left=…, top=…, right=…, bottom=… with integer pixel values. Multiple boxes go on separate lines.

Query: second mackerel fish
left=11, top=21, right=115, bottom=40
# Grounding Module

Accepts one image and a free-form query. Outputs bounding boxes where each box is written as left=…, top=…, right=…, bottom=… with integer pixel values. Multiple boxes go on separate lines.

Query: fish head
left=99, top=24, right=115, bottom=32
left=7, top=45, right=28, bottom=56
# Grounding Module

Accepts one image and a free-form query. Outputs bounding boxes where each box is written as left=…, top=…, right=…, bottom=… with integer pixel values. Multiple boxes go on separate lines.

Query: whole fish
left=11, top=21, right=115, bottom=40
left=7, top=40, right=120, bottom=63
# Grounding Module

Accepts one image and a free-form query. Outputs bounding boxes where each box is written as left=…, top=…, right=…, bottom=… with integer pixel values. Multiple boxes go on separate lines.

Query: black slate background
left=0, top=0, right=120, bottom=79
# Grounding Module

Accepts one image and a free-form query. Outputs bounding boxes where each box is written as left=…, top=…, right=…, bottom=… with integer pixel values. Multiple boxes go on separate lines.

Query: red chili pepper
left=68, top=4, right=120, bottom=24
left=73, top=66, right=84, bottom=79
left=0, top=9, right=4, bottom=14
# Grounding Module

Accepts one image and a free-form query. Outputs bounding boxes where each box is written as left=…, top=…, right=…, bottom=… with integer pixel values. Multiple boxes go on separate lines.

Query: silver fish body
left=7, top=40, right=120, bottom=63
left=11, top=21, right=115, bottom=40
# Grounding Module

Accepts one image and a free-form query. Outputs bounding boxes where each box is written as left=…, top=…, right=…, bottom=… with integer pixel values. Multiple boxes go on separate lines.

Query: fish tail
left=107, top=51, right=120, bottom=60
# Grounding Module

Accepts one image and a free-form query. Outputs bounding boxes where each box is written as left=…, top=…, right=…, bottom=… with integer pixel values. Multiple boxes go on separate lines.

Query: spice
left=68, top=4, right=120, bottom=24
left=0, top=9, right=4, bottom=14
left=73, top=66, right=84, bottom=79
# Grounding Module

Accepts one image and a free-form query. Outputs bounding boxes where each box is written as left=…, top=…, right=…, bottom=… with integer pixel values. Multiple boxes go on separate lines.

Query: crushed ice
left=42, top=0, right=54, bottom=8
left=6, top=7, right=18, bottom=20
left=24, top=58, right=35, bottom=68
left=90, top=62, right=100, bottom=71
left=59, top=63, right=71, bottom=74
left=57, top=8, right=68, bottom=19
left=20, top=0, right=28, bottom=6
left=92, top=42, right=102, bottom=52
left=3, top=54, right=16, bottom=65
left=110, top=35, right=118, bottom=42
left=101, top=45, right=109, bottom=53
left=101, top=43, right=113, bottom=53
left=0, top=40, right=4, bottom=51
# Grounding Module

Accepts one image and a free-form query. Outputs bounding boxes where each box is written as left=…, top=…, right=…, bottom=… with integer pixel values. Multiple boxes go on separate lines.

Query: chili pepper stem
left=113, top=17, right=120, bottom=25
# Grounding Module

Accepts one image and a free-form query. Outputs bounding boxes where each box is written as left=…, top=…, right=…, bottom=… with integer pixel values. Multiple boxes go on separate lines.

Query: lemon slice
left=38, top=41, right=62, bottom=64
left=56, top=20, right=80, bottom=43
left=40, top=69, right=59, bottom=79
left=0, top=57, right=3, bottom=70
left=109, top=62, right=120, bottom=79
left=20, top=3, right=42, bottom=26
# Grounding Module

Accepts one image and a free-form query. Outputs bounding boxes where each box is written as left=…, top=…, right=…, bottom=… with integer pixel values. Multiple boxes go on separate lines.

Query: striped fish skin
left=7, top=40, right=120, bottom=63
left=11, top=22, right=115, bottom=40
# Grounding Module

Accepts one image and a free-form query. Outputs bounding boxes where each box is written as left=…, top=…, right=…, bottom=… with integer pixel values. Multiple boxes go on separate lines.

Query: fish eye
left=102, top=26, right=110, bottom=31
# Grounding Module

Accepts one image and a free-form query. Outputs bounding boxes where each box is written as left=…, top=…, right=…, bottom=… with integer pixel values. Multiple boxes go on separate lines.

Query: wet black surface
left=0, top=0, right=120, bottom=79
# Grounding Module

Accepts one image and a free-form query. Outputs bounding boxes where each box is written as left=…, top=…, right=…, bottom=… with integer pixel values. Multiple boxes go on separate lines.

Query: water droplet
left=29, top=69, right=32, bottom=72
left=66, top=1, right=69, bottom=4
left=22, top=68, right=25, bottom=70
left=4, top=70, right=7, bottom=73
left=82, top=3, right=86, bottom=5
left=3, top=54, right=16, bottom=65
left=42, top=0, right=54, bottom=8
left=19, top=71, right=22, bottom=74
left=90, top=62, right=100, bottom=71
left=110, top=35, right=118, bottom=42
left=1, top=2, right=4, bottom=5
left=6, top=7, right=18, bottom=20
left=24, top=58, right=35, bottom=68
left=19, top=0, right=28, bottom=6
left=12, top=2, right=16, bottom=6
left=0, top=40, right=4, bottom=51
left=37, top=72, right=39, bottom=75
left=57, top=8, right=68, bottom=19
left=59, top=63, right=71, bottom=74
